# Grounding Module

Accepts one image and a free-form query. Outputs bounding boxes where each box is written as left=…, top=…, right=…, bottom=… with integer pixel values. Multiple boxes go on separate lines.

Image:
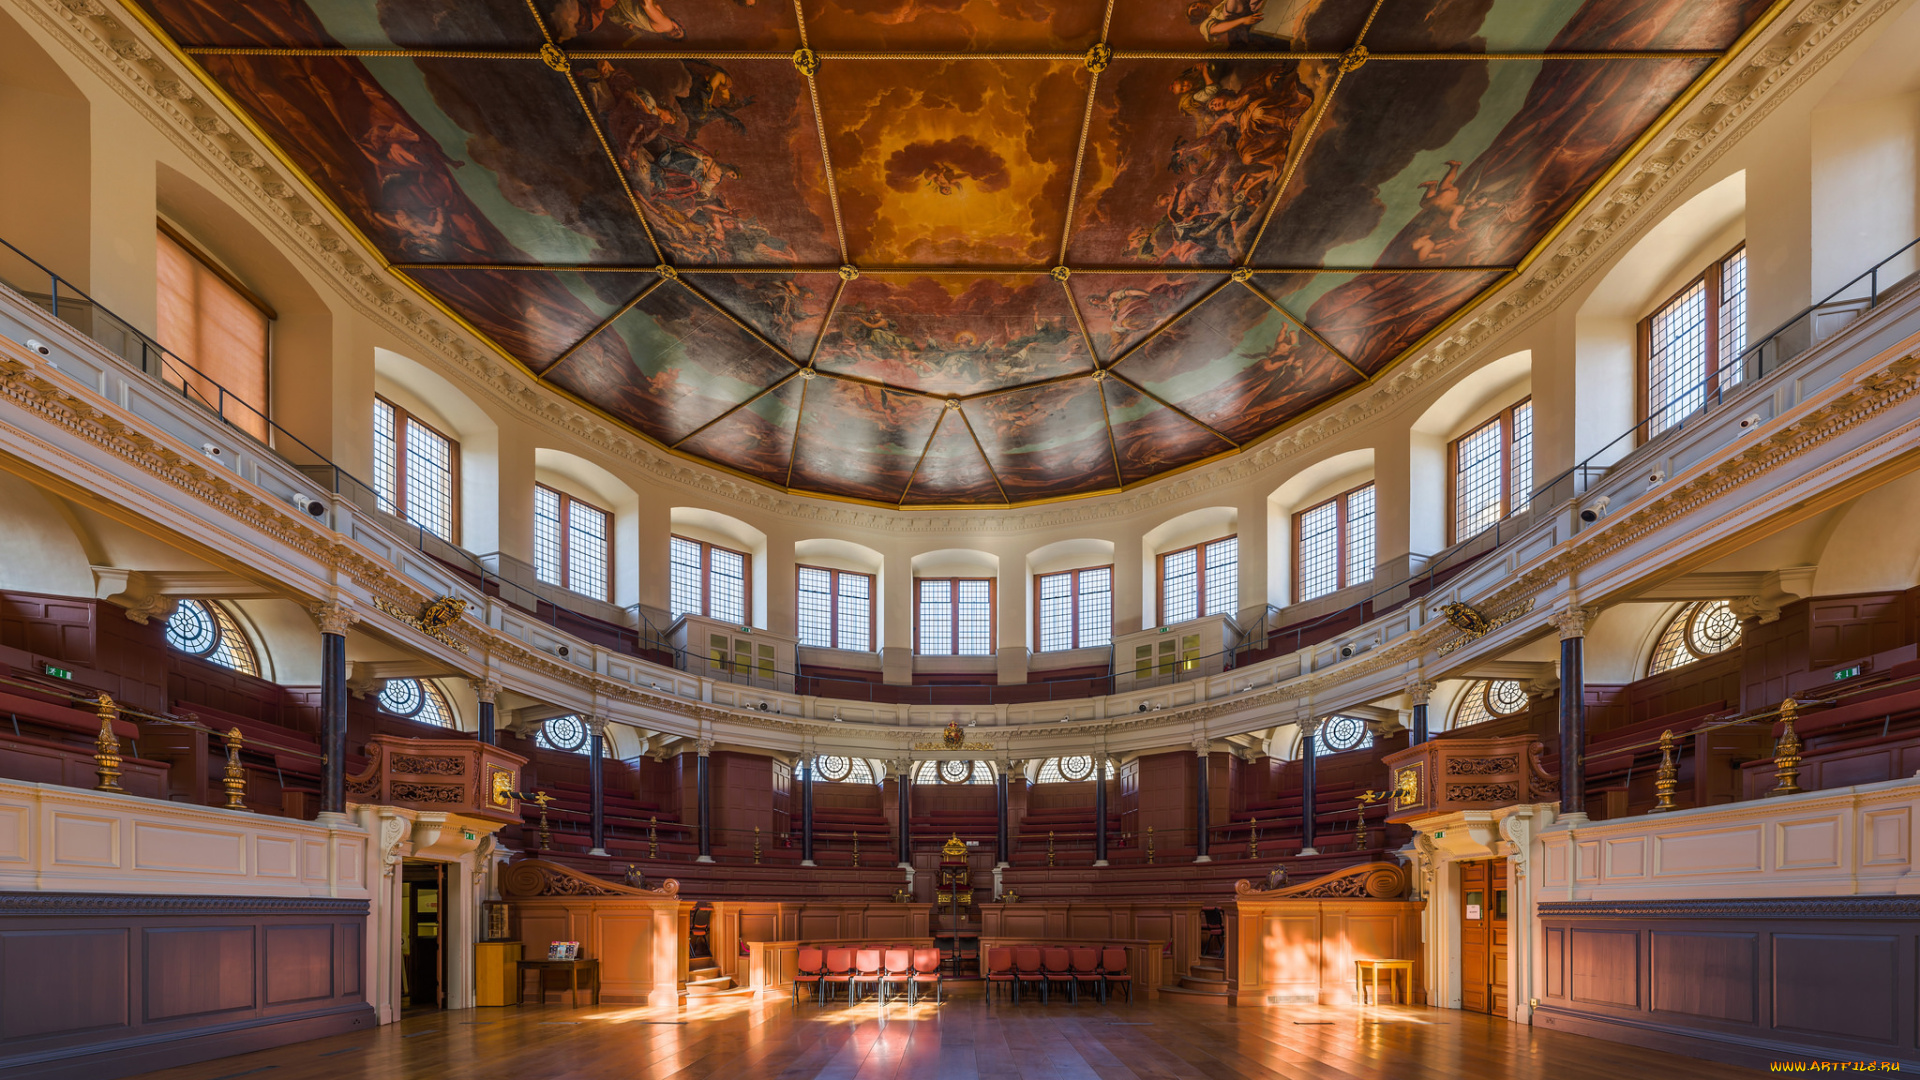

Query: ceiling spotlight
left=757, top=701, right=772, bottom=712
left=1151, top=703, right=1163, bottom=711
left=1137, top=703, right=1150, bottom=713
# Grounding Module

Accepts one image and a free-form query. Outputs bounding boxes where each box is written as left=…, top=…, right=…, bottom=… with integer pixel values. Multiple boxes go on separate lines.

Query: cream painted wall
left=0, top=472, right=92, bottom=596
left=0, top=6, right=87, bottom=290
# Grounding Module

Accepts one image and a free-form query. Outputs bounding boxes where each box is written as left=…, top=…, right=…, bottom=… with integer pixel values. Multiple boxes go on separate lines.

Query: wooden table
left=1353, top=959, right=1413, bottom=1005
left=517, top=959, right=600, bottom=1008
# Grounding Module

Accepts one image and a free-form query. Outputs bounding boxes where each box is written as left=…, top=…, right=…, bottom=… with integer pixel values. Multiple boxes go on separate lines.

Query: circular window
left=1321, top=715, right=1371, bottom=752
left=1689, top=600, right=1741, bottom=656
left=540, top=715, right=588, bottom=753
left=1487, top=679, right=1528, bottom=716
left=378, top=679, right=425, bottom=718
left=815, top=755, right=852, bottom=782
left=1058, top=755, right=1094, bottom=782
left=165, top=601, right=220, bottom=656
left=940, top=759, right=972, bottom=784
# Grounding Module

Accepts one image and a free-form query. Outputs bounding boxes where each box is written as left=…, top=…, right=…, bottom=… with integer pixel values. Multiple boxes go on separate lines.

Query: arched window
left=914, top=760, right=994, bottom=784
left=534, top=715, right=608, bottom=755
left=814, top=755, right=875, bottom=784
left=1033, top=755, right=1115, bottom=783
left=164, top=600, right=259, bottom=676
left=1649, top=600, right=1743, bottom=675
left=377, top=678, right=454, bottom=728
left=1452, top=679, right=1528, bottom=729
left=1319, top=715, right=1374, bottom=753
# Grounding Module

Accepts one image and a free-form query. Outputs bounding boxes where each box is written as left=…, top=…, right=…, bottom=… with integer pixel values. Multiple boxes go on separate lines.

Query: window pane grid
left=1343, top=485, right=1375, bottom=588
left=372, top=398, right=398, bottom=516
left=1298, top=502, right=1340, bottom=602
left=918, top=579, right=953, bottom=655
left=1076, top=567, right=1112, bottom=649
left=1718, top=248, right=1748, bottom=390
left=835, top=572, right=872, bottom=651
left=1455, top=419, right=1505, bottom=541
left=1647, top=278, right=1709, bottom=437
left=1509, top=402, right=1533, bottom=514
left=707, top=546, right=746, bottom=625
left=1203, top=537, right=1238, bottom=617
left=1038, top=572, right=1074, bottom=652
left=796, top=567, right=833, bottom=648
left=957, top=580, right=992, bottom=656
left=533, top=485, right=563, bottom=586
left=566, top=500, right=610, bottom=601
left=669, top=537, right=703, bottom=618
left=1161, top=547, right=1199, bottom=625
left=403, top=417, right=455, bottom=541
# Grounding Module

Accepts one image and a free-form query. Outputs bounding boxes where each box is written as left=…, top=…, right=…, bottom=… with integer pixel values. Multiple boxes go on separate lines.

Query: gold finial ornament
left=1355, top=790, right=1387, bottom=848
left=1084, top=42, right=1112, bottom=73
left=1247, top=817, right=1259, bottom=860
left=837, top=264, right=860, bottom=281
left=222, top=727, right=250, bottom=811
left=942, top=833, right=968, bottom=859
left=93, top=694, right=123, bottom=793
left=1146, top=825, right=1155, bottom=865
left=648, top=815, right=659, bottom=859
left=527, top=790, right=554, bottom=850
left=793, top=48, right=820, bottom=77
left=1769, top=699, right=1804, bottom=797
left=1049, top=265, right=1071, bottom=283
left=754, top=825, right=761, bottom=865
left=1339, top=45, right=1370, bottom=73
left=1047, top=830, right=1055, bottom=866
left=1650, top=730, right=1679, bottom=812
left=538, top=43, right=569, bottom=73
left=851, top=831, right=860, bottom=867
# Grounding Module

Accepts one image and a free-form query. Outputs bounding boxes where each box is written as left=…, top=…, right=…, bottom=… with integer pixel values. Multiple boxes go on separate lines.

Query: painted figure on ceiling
left=1189, top=0, right=1318, bottom=47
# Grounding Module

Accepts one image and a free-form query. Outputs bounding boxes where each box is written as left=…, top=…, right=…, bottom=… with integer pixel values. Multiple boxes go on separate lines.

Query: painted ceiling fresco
left=134, top=0, right=1778, bottom=506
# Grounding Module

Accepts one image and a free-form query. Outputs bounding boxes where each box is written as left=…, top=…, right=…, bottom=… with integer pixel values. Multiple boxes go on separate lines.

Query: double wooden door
left=1459, top=858, right=1508, bottom=1015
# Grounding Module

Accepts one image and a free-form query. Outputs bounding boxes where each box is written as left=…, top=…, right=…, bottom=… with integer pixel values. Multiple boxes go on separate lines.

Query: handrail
left=4, top=229, right=1915, bottom=711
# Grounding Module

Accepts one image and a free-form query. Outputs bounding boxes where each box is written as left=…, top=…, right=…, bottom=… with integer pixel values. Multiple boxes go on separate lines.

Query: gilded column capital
left=1547, top=605, right=1595, bottom=641
left=471, top=676, right=501, bottom=704
left=309, top=600, right=359, bottom=637
left=1405, top=679, right=1436, bottom=705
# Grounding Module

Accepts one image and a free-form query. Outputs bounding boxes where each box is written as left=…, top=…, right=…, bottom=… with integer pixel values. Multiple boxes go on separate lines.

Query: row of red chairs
left=793, top=946, right=942, bottom=1006
left=985, top=946, right=1132, bottom=1005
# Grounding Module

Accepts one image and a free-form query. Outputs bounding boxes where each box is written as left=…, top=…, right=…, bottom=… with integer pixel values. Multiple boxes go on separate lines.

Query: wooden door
left=1458, top=858, right=1508, bottom=1014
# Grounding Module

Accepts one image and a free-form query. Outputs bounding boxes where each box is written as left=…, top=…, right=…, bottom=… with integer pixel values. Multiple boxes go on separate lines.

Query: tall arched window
left=377, top=678, right=455, bottom=728
left=914, top=760, right=994, bottom=784
left=164, top=600, right=260, bottom=676
left=1649, top=600, right=1743, bottom=675
left=1452, top=679, right=1527, bottom=729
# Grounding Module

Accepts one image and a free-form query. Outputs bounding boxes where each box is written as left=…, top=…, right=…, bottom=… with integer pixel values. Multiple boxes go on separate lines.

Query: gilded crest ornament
left=1392, top=765, right=1421, bottom=809
left=942, top=720, right=964, bottom=749
left=1441, top=601, right=1490, bottom=635
left=419, top=595, right=468, bottom=632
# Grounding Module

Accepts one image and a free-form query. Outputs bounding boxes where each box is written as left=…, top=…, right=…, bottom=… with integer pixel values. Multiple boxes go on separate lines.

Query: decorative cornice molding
left=1538, top=897, right=1920, bottom=920
left=18, top=0, right=1880, bottom=533
left=0, top=892, right=368, bottom=916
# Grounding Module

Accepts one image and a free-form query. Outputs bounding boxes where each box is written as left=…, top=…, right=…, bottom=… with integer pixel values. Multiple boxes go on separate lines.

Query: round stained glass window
left=1321, top=715, right=1371, bottom=752
left=1689, top=600, right=1742, bottom=656
left=1058, top=755, right=1094, bottom=781
left=940, top=759, right=971, bottom=783
left=540, top=715, right=587, bottom=753
left=378, top=678, right=424, bottom=718
left=1487, top=679, right=1528, bottom=716
left=165, top=601, right=219, bottom=656
left=815, top=755, right=852, bottom=782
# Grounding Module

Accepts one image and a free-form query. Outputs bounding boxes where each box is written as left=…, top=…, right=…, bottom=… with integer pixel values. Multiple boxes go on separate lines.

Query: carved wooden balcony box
left=347, top=734, right=527, bottom=824
left=1379, top=735, right=1557, bottom=824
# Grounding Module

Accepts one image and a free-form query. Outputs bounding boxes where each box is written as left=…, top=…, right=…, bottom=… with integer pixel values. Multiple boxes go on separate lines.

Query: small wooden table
left=1353, top=959, right=1414, bottom=1005
left=518, top=958, right=600, bottom=1008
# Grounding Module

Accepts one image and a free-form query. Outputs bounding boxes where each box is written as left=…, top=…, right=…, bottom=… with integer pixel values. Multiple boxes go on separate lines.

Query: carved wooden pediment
left=500, top=858, right=679, bottom=900
left=1235, top=860, right=1408, bottom=900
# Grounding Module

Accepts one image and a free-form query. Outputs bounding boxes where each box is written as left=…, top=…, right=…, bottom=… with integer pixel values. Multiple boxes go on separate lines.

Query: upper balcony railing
left=2, top=232, right=1914, bottom=713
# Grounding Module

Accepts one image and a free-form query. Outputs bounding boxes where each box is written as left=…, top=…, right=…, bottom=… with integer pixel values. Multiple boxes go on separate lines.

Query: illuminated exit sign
left=41, top=664, right=72, bottom=680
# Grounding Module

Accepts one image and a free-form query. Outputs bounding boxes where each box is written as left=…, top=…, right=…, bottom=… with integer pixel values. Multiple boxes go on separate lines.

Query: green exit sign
left=1833, top=665, right=1862, bottom=681
left=41, top=664, right=72, bottom=680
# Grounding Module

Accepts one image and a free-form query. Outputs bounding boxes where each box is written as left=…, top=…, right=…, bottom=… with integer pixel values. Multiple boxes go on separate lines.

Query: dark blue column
left=1558, top=613, right=1589, bottom=819
left=588, top=717, right=607, bottom=855
left=1299, top=724, right=1319, bottom=855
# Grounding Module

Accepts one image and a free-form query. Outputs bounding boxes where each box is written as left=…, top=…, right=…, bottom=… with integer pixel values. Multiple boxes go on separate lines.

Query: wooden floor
left=127, top=985, right=1765, bottom=1080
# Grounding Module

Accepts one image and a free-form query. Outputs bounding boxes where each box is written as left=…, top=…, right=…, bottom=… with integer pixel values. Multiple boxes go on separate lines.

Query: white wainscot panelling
left=1862, top=806, right=1910, bottom=866
left=1655, top=825, right=1764, bottom=876
left=256, top=835, right=299, bottom=878
left=0, top=803, right=29, bottom=863
left=50, top=812, right=120, bottom=867
left=133, top=821, right=249, bottom=874
left=1775, top=816, right=1844, bottom=870
left=1603, top=837, right=1647, bottom=879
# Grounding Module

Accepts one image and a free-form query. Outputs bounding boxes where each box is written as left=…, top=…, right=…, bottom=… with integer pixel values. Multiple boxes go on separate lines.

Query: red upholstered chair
left=1042, top=947, right=1077, bottom=1004
left=1069, top=947, right=1105, bottom=1004
left=881, top=947, right=913, bottom=1006
left=1100, top=947, right=1133, bottom=1004
left=793, top=947, right=826, bottom=1005
left=984, top=947, right=1016, bottom=1002
left=822, top=947, right=855, bottom=1004
left=909, top=946, right=943, bottom=1005
left=851, top=948, right=885, bottom=1005
left=1012, top=946, right=1047, bottom=1004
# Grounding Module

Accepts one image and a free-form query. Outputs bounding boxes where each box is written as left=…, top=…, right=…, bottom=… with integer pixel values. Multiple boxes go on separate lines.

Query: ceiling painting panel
left=965, top=380, right=1116, bottom=501
left=788, top=379, right=945, bottom=503
left=675, top=376, right=807, bottom=488
left=900, top=410, right=1006, bottom=506
left=401, top=268, right=656, bottom=369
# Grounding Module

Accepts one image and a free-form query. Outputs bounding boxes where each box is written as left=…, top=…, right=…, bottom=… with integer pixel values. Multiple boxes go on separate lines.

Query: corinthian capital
left=1547, top=605, right=1595, bottom=641
left=1405, top=679, right=1436, bottom=705
left=471, top=676, right=502, bottom=704
left=309, top=600, right=359, bottom=637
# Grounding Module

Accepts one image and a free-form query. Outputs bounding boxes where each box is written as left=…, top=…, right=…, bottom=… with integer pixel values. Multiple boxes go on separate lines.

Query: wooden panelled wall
left=1230, top=896, right=1424, bottom=1007
left=1536, top=898, right=1920, bottom=1071
left=0, top=893, right=370, bottom=1080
